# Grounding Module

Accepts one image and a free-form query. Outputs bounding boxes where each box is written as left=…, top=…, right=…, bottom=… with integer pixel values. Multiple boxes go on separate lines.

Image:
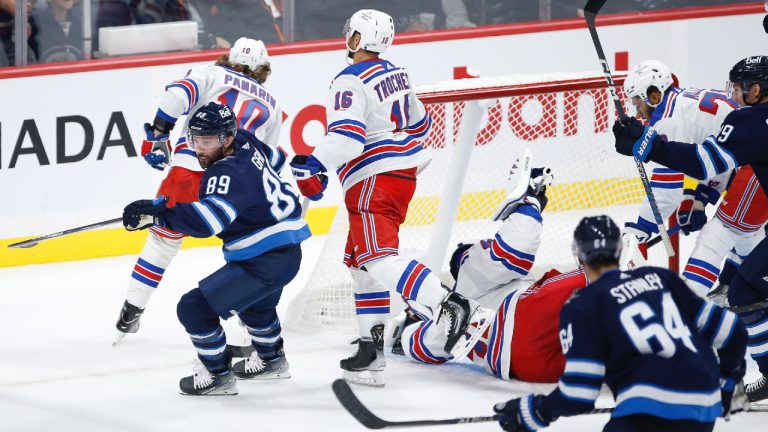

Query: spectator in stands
left=461, top=0, right=537, bottom=25
left=133, top=0, right=190, bottom=24
left=189, top=0, right=283, bottom=49
left=0, top=0, right=38, bottom=66
left=33, top=0, right=84, bottom=63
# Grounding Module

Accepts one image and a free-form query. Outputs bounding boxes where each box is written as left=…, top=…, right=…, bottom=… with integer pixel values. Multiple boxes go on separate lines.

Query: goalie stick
left=333, top=379, right=768, bottom=429
left=583, top=0, right=675, bottom=258
left=7, top=217, right=123, bottom=249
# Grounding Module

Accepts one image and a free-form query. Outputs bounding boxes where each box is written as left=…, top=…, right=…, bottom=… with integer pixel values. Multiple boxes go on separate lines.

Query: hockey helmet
left=344, top=9, right=395, bottom=55
left=728, top=55, right=768, bottom=104
left=572, top=215, right=622, bottom=265
left=187, top=102, right=238, bottom=150
left=624, top=60, right=674, bottom=108
left=229, top=37, right=270, bottom=71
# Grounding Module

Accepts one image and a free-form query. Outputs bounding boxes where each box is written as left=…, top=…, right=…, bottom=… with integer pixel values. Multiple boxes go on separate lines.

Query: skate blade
left=450, top=307, right=495, bottom=360
left=179, top=383, right=239, bottom=396
left=342, top=370, right=385, bottom=388
left=112, top=331, right=127, bottom=347
left=234, top=371, right=291, bottom=380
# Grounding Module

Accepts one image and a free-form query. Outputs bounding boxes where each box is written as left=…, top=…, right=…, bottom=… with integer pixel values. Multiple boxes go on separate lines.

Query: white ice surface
left=0, top=234, right=765, bottom=432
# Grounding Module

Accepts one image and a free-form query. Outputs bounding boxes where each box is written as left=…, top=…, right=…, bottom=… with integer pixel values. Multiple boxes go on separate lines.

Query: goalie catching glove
left=141, top=123, right=172, bottom=171
left=289, top=154, right=328, bottom=201
left=123, top=196, right=168, bottom=231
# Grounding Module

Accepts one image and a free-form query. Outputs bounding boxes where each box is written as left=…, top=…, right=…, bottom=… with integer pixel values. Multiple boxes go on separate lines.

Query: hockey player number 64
left=620, top=293, right=697, bottom=358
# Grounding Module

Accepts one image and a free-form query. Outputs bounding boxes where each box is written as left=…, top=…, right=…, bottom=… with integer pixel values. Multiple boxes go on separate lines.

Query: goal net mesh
left=285, top=72, right=676, bottom=332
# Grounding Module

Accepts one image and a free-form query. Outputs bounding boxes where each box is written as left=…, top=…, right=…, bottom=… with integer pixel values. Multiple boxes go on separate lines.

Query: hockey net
left=285, top=72, right=679, bottom=332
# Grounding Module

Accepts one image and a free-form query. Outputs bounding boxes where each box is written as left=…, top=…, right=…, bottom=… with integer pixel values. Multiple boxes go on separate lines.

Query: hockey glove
left=494, top=395, right=553, bottom=431
left=290, top=154, right=328, bottom=201
left=123, top=196, right=168, bottom=231
left=624, top=219, right=657, bottom=244
left=677, top=184, right=720, bottom=235
left=141, top=123, right=172, bottom=171
left=613, top=117, right=661, bottom=162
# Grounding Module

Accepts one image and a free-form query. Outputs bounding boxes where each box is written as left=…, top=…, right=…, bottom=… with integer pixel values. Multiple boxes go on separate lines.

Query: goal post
left=285, top=71, right=679, bottom=332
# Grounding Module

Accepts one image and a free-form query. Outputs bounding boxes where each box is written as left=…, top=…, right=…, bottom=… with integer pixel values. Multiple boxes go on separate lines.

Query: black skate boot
left=746, top=374, right=768, bottom=402
left=179, top=365, right=238, bottom=396
left=232, top=341, right=290, bottom=380
left=340, top=324, right=385, bottom=387
left=439, top=292, right=476, bottom=353
left=113, top=301, right=145, bottom=346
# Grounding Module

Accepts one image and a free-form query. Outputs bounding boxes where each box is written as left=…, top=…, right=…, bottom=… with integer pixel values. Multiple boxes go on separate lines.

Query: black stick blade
left=584, top=0, right=607, bottom=15
left=332, top=379, right=387, bottom=429
left=7, top=240, right=39, bottom=249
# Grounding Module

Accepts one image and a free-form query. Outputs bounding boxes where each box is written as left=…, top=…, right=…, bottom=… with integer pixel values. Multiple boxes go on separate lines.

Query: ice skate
left=438, top=291, right=492, bottom=356
left=746, top=374, right=768, bottom=402
left=113, top=300, right=144, bottom=346
left=340, top=324, right=385, bottom=387
left=179, top=365, right=238, bottom=396
left=232, top=343, right=290, bottom=380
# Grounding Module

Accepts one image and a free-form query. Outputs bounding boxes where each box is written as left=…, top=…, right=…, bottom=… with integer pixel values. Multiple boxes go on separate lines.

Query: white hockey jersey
left=156, top=64, right=283, bottom=172
left=637, top=87, right=738, bottom=227
left=310, top=59, right=432, bottom=190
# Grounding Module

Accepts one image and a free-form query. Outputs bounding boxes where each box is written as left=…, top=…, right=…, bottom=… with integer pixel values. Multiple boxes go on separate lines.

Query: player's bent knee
left=177, top=288, right=219, bottom=332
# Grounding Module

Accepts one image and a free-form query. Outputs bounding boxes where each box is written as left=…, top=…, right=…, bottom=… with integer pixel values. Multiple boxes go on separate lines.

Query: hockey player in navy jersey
left=115, top=37, right=284, bottom=345
left=288, top=9, right=488, bottom=386
left=122, top=102, right=310, bottom=395
left=614, top=55, right=768, bottom=402
left=493, top=215, right=748, bottom=432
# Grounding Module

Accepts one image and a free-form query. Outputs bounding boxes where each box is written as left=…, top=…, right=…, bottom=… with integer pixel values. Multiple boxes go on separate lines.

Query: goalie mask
left=624, top=60, right=674, bottom=108
left=572, top=215, right=622, bottom=266
left=343, top=9, right=394, bottom=64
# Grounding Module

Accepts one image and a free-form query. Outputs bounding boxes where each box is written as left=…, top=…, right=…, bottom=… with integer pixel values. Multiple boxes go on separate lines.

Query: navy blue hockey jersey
left=653, top=102, right=768, bottom=195
left=161, top=129, right=311, bottom=261
left=539, top=267, right=747, bottom=423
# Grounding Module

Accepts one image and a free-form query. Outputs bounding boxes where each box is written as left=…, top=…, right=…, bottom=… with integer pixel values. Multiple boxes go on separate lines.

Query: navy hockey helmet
left=187, top=102, right=238, bottom=149
left=572, top=215, right=622, bottom=265
left=728, top=55, right=768, bottom=104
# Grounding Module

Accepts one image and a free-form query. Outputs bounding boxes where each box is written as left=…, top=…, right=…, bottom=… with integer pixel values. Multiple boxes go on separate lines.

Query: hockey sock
left=350, top=267, right=391, bottom=339
left=401, top=320, right=451, bottom=365
left=189, top=326, right=230, bottom=374
left=682, top=258, right=720, bottom=297
left=239, top=310, right=283, bottom=361
left=126, top=233, right=183, bottom=308
left=741, top=309, right=768, bottom=375
left=365, top=256, right=447, bottom=312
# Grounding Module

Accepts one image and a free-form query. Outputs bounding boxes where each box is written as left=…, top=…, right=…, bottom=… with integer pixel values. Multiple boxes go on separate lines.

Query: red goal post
left=285, top=71, right=680, bottom=332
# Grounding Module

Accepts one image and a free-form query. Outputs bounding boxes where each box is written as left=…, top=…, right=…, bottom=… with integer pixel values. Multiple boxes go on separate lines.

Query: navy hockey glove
left=613, top=117, right=662, bottom=162
left=141, top=123, right=172, bottom=171
left=677, top=184, right=720, bottom=235
left=290, top=155, right=328, bottom=201
left=123, top=196, right=168, bottom=231
left=494, top=395, right=553, bottom=431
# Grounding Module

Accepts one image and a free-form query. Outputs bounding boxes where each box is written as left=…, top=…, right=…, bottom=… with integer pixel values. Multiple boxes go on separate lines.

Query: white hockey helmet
left=624, top=60, right=674, bottom=107
left=344, top=9, right=395, bottom=55
left=228, top=37, right=270, bottom=71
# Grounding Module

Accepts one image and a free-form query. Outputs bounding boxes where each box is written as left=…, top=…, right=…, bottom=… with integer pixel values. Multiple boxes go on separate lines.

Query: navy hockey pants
left=177, top=244, right=302, bottom=372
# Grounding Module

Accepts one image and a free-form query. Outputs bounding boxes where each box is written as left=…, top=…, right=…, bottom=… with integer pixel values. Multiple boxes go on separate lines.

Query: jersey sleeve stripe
left=749, top=340, right=768, bottom=357
left=489, top=233, right=535, bottom=275
left=563, top=359, right=606, bottom=378
left=329, top=129, right=366, bottom=144
left=156, top=108, right=178, bottom=123
left=712, top=311, right=737, bottom=349
left=192, top=201, right=224, bottom=235
left=204, top=196, right=238, bottom=224
left=615, top=383, right=720, bottom=407
left=328, top=119, right=366, bottom=130
left=695, top=302, right=715, bottom=331
left=557, top=381, right=601, bottom=403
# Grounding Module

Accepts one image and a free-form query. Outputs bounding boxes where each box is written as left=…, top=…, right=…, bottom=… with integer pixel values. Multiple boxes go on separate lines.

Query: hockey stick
left=332, top=379, right=618, bottom=429
left=583, top=0, right=675, bottom=258
left=730, top=300, right=768, bottom=314
left=334, top=378, right=768, bottom=430
left=7, top=217, right=123, bottom=249
left=647, top=225, right=682, bottom=248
